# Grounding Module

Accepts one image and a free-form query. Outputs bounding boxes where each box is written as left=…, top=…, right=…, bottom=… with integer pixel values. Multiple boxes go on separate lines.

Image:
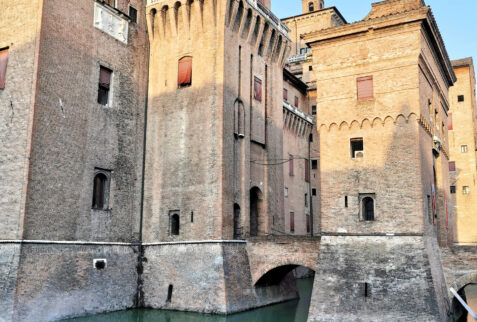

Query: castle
left=0, top=0, right=476, bottom=321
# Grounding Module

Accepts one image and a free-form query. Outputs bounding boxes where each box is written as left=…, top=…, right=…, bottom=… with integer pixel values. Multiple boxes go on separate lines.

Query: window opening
left=351, top=138, right=364, bottom=158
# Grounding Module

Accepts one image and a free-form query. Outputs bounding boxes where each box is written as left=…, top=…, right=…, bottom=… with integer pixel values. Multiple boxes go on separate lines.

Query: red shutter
left=295, top=96, right=299, bottom=107
left=357, top=76, right=373, bottom=100
left=290, top=212, right=295, bottom=232
left=448, top=113, right=453, bottom=131
left=289, top=155, right=294, bottom=176
left=178, top=57, right=192, bottom=87
left=254, top=77, right=262, bottom=101
left=305, top=159, right=309, bottom=182
left=283, top=88, right=288, bottom=101
left=0, top=49, right=9, bottom=89
left=99, top=66, right=111, bottom=88
left=449, top=161, right=456, bottom=172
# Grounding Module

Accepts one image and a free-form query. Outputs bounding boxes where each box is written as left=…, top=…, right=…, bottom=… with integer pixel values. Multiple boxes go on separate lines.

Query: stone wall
left=308, top=236, right=441, bottom=322
left=0, top=244, right=21, bottom=322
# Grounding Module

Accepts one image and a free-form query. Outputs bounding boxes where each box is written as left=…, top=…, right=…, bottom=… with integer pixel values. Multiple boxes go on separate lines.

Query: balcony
left=287, top=53, right=312, bottom=64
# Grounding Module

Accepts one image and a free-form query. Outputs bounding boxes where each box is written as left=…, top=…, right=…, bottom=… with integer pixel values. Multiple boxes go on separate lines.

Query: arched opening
left=171, top=214, right=180, bottom=236
left=92, top=173, right=108, bottom=210
left=233, top=1, right=244, bottom=32
left=452, top=283, right=477, bottom=321
left=233, top=203, right=241, bottom=239
left=250, top=187, right=263, bottom=237
left=362, top=197, right=374, bottom=221
left=308, top=2, right=314, bottom=12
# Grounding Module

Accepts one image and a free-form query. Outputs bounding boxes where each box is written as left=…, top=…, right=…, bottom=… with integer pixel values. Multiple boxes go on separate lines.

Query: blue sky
left=272, top=0, right=476, bottom=62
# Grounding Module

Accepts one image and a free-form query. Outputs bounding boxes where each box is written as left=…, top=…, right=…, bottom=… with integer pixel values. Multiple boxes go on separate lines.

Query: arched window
left=308, top=2, right=314, bottom=12
left=178, top=56, right=192, bottom=87
left=362, top=197, right=374, bottom=221
left=171, top=214, right=180, bottom=235
left=92, top=172, right=110, bottom=210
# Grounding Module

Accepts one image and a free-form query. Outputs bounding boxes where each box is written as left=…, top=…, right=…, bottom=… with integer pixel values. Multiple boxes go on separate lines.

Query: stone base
left=308, top=236, right=441, bottom=322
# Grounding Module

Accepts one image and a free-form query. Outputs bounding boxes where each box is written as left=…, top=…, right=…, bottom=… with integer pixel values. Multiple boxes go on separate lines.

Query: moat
left=66, top=278, right=313, bottom=322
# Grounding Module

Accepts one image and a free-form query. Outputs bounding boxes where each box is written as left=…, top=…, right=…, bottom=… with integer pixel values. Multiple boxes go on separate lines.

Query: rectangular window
left=0, top=48, right=8, bottom=89
left=309, top=134, right=313, bottom=142
left=290, top=212, right=295, bottom=233
left=345, top=196, right=348, bottom=208
left=350, top=138, right=364, bottom=158
left=129, top=6, right=138, bottom=23
left=178, top=57, right=192, bottom=87
left=305, top=159, right=310, bottom=182
left=312, top=105, right=317, bottom=116
left=306, top=215, right=310, bottom=233
left=254, top=77, right=262, bottom=101
left=300, top=48, right=306, bottom=55
left=308, top=65, right=313, bottom=71
left=311, top=159, right=318, bottom=170
left=458, top=95, right=465, bottom=102
left=449, top=161, right=456, bottom=172
left=98, top=66, right=112, bottom=106
left=448, top=113, right=453, bottom=131
left=312, top=188, right=317, bottom=196
left=357, top=76, right=373, bottom=100
left=289, top=155, right=294, bottom=176
left=461, top=145, right=468, bottom=153
left=283, top=88, right=288, bottom=101
left=463, top=186, right=470, bottom=195
left=294, top=96, right=299, bottom=107
left=284, top=187, right=288, bottom=197
left=450, top=186, right=456, bottom=194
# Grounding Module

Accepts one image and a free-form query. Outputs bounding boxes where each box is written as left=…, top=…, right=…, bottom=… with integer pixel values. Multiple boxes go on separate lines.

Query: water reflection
left=66, top=278, right=313, bottom=322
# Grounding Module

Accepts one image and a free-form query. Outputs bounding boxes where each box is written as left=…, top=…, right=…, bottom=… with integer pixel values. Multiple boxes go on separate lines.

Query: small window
left=308, top=2, right=314, bottom=12
left=357, top=76, right=373, bottom=100
left=170, top=213, right=180, bottom=235
left=254, top=76, right=262, bottom=101
left=311, top=159, right=318, bottom=170
left=463, top=186, right=470, bottom=195
left=362, top=197, right=374, bottom=221
left=449, top=161, right=456, bottom=172
left=345, top=196, right=348, bottom=208
left=448, top=113, right=453, bottom=131
left=283, top=88, right=288, bottom=101
left=129, top=6, right=138, bottom=23
left=284, top=187, right=289, bottom=197
left=0, top=48, right=9, bottom=89
left=351, top=138, right=364, bottom=158
left=290, top=212, right=295, bottom=233
left=93, top=259, right=107, bottom=270
left=300, top=48, right=306, bottom=55
left=312, top=105, right=317, bottom=116
left=458, top=95, right=464, bottom=102
left=289, top=155, right=294, bottom=176
left=98, top=66, right=112, bottom=106
left=167, top=285, right=173, bottom=302
left=178, top=57, right=192, bottom=87
left=309, top=134, right=313, bottom=142
left=294, top=96, right=299, bottom=107
left=461, top=145, right=468, bottom=153
left=305, top=159, right=310, bottom=182
left=92, top=170, right=111, bottom=210
left=312, top=188, right=317, bottom=196
left=450, top=186, right=456, bottom=194
left=308, top=65, right=313, bottom=71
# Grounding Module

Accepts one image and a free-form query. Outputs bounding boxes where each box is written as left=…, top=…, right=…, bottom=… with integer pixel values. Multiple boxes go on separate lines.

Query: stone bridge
left=245, top=236, right=320, bottom=285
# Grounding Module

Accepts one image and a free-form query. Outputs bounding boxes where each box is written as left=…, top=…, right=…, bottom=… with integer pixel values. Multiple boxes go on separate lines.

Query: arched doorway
left=250, top=187, right=263, bottom=237
left=233, top=203, right=241, bottom=239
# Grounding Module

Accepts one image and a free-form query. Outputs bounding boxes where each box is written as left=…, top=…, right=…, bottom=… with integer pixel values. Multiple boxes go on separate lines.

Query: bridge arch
left=255, top=264, right=315, bottom=287
left=450, top=272, right=477, bottom=320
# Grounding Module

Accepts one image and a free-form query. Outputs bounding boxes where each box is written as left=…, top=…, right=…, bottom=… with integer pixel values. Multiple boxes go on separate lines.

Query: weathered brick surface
left=308, top=236, right=440, bottom=322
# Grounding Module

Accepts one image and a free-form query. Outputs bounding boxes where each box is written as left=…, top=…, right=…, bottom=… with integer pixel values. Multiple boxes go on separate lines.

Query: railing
left=450, top=288, right=477, bottom=321
left=287, top=53, right=312, bottom=64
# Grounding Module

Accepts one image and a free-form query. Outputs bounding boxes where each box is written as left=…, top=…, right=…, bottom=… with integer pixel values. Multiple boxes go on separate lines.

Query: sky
left=272, top=0, right=477, bottom=63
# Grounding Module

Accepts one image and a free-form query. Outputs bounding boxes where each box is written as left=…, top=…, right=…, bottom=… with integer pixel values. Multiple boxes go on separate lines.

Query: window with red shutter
left=448, top=113, right=453, bottom=131
left=449, top=161, right=456, bottom=172
left=305, top=159, right=309, bottom=182
left=254, top=77, right=262, bottom=101
left=290, top=212, right=295, bottom=233
left=289, top=155, right=294, bottom=176
left=0, top=48, right=9, bottom=89
left=283, top=88, right=288, bottom=101
left=178, top=57, right=192, bottom=87
left=295, top=96, right=299, bottom=107
left=357, top=76, right=373, bottom=100
left=98, top=66, right=112, bottom=105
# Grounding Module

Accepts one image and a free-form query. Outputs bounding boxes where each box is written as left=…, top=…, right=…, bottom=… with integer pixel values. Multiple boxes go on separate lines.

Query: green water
left=67, top=278, right=314, bottom=322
